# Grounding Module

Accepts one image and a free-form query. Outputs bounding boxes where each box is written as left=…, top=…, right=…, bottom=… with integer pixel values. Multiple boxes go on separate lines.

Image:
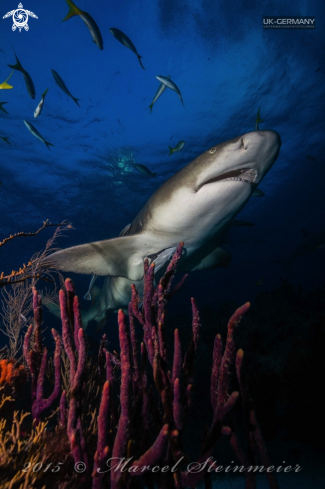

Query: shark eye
left=209, top=147, right=216, bottom=154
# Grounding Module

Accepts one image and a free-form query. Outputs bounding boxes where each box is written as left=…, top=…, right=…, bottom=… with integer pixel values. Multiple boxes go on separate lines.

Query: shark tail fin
left=2, top=137, right=11, bottom=144
left=62, top=0, right=82, bottom=22
left=168, top=146, right=174, bottom=156
left=45, top=140, right=54, bottom=150
left=42, top=87, right=49, bottom=99
left=181, top=97, right=185, bottom=108
left=153, top=172, right=157, bottom=178
left=147, top=102, right=154, bottom=113
left=137, top=55, right=145, bottom=70
left=73, top=96, right=80, bottom=107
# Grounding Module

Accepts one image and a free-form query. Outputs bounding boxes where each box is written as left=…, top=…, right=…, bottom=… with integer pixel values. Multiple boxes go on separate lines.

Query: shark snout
left=260, top=130, right=281, bottom=152
left=243, top=130, right=281, bottom=151
left=241, top=130, right=281, bottom=183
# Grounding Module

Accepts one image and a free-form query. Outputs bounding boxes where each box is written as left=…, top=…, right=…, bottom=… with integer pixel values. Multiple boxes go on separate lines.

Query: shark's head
left=148, top=130, right=281, bottom=242
left=189, top=130, right=281, bottom=232
left=194, top=130, right=281, bottom=192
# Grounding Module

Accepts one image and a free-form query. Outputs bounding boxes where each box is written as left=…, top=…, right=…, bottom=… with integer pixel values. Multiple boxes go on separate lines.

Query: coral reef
left=198, top=280, right=325, bottom=450
left=0, top=222, right=70, bottom=360
left=0, top=220, right=69, bottom=288
left=0, top=244, right=278, bottom=488
left=23, top=287, right=61, bottom=424
left=0, top=359, right=27, bottom=388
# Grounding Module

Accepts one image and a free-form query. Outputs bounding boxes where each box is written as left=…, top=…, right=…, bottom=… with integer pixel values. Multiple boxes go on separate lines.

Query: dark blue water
left=1, top=0, right=324, bottom=308
left=0, top=1, right=324, bottom=487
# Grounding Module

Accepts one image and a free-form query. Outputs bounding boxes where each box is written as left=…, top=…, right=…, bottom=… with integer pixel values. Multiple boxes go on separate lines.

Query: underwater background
left=0, top=0, right=325, bottom=488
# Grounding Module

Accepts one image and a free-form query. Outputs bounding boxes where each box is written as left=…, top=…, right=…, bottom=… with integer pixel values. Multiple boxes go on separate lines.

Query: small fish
left=147, top=76, right=170, bottom=113
left=0, top=71, right=14, bottom=90
left=34, top=88, right=49, bottom=118
left=20, top=313, right=28, bottom=323
left=134, top=164, right=157, bottom=177
left=8, top=51, right=35, bottom=99
left=315, top=66, right=321, bottom=72
left=170, top=135, right=174, bottom=140
left=51, top=70, right=80, bottom=107
left=168, top=140, right=186, bottom=156
left=62, top=0, right=103, bottom=50
left=84, top=275, right=98, bottom=300
left=255, top=107, right=263, bottom=131
left=256, top=278, right=265, bottom=286
left=0, top=102, right=8, bottom=114
left=305, top=155, right=319, bottom=164
left=252, top=188, right=265, bottom=197
left=0, top=136, right=11, bottom=145
left=156, top=75, right=184, bottom=107
left=23, top=120, right=54, bottom=150
left=109, top=28, right=145, bottom=70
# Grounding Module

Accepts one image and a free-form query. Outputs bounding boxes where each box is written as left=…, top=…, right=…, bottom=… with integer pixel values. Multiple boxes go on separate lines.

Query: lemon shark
left=44, top=130, right=281, bottom=327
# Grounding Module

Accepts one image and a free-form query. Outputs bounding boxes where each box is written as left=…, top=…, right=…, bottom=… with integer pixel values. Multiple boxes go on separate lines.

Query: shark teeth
left=197, top=168, right=257, bottom=192
left=223, top=168, right=257, bottom=184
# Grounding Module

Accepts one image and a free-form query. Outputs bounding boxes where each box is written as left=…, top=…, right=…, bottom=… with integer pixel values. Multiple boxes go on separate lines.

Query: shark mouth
left=197, top=168, right=257, bottom=192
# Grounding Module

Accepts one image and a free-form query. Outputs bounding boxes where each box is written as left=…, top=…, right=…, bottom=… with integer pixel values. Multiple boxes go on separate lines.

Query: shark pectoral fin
left=192, top=247, right=232, bottom=271
left=42, top=234, right=152, bottom=281
left=149, top=246, right=177, bottom=273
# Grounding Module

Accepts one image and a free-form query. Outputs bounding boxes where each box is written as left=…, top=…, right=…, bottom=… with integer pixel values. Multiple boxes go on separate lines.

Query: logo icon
left=3, top=3, right=38, bottom=32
